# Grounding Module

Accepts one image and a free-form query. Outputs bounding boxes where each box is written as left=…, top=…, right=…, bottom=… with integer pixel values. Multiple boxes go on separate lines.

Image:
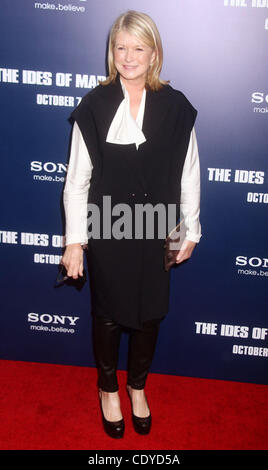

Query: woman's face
left=113, top=30, right=156, bottom=87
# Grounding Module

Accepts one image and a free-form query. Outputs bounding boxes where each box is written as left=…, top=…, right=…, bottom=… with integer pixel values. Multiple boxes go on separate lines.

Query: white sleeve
left=63, top=121, right=93, bottom=245
left=178, top=126, right=202, bottom=246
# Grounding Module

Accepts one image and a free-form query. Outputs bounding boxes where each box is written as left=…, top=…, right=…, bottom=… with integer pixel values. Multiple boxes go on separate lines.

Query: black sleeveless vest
left=69, top=76, right=197, bottom=330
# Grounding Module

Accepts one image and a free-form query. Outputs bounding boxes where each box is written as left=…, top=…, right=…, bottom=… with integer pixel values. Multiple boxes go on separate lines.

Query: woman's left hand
left=175, top=239, right=196, bottom=264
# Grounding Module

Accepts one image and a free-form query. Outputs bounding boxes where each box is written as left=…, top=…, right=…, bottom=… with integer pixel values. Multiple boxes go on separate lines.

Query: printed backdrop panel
left=1, top=0, right=267, bottom=384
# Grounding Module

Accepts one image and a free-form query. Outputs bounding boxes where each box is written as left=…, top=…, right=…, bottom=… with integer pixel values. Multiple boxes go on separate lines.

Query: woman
left=61, top=10, right=201, bottom=439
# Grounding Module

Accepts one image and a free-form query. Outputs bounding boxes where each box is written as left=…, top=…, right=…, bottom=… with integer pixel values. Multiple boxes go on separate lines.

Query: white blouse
left=63, top=80, right=202, bottom=249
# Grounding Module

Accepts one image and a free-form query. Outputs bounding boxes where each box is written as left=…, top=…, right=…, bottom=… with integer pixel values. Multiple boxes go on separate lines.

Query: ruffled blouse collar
left=106, top=78, right=146, bottom=150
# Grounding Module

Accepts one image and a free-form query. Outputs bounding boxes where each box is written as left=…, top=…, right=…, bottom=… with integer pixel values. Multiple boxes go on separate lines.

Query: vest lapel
left=142, top=86, right=173, bottom=141
left=97, top=74, right=124, bottom=132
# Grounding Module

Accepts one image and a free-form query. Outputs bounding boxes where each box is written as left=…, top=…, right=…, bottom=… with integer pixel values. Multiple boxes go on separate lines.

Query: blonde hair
left=101, top=10, right=169, bottom=91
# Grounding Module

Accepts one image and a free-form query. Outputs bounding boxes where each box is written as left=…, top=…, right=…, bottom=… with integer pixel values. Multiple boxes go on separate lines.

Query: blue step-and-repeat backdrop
left=1, top=0, right=267, bottom=384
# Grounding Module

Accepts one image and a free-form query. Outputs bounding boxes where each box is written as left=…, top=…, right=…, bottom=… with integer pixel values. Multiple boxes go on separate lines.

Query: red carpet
left=0, top=359, right=267, bottom=450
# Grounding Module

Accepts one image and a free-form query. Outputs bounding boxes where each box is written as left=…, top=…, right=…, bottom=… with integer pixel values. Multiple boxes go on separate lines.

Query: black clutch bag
left=54, top=243, right=88, bottom=290
left=163, top=222, right=181, bottom=272
left=54, top=263, right=87, bottom=290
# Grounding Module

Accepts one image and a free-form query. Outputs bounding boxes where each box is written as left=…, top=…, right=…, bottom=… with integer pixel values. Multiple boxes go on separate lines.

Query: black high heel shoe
left=126, top=385, right=152, bottom=435
left=98, top=388, right=125, bottom=439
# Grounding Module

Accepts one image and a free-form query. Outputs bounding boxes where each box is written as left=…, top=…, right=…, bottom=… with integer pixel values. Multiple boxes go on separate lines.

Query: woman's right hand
left=60, top=243, right=84, bottom=279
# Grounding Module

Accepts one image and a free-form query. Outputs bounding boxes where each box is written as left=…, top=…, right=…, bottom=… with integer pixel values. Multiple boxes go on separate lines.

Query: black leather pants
left=92, top=314, right=161, bottom=392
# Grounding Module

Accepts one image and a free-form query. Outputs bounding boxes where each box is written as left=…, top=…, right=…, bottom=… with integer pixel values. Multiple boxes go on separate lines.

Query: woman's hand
left=175, top=239, right=196, bottom=264
left=60, top=243, right=84, bottom=279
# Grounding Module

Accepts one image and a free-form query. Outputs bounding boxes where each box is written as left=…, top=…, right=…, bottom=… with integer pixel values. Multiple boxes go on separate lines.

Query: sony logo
left=30, top=161, right=67, bottom=173
left=28, top=313, right=79, bottom=326
left=251, top=92, right=268, bottom=104
left=236, top=256, right=268, bottom=268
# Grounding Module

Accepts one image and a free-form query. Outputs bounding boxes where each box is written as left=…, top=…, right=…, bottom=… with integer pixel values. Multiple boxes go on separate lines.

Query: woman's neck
left=119, top=76, right=145, bottom=97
